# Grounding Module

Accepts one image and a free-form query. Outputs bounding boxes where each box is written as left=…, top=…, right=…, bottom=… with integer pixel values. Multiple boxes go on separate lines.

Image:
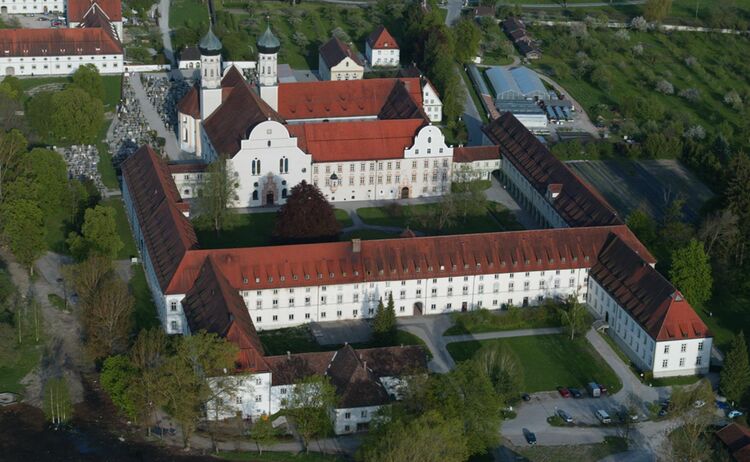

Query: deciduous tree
left=100, top=354, right=138, bottom=419
left=558, top=295, right=588, bottom=340
left=454, top=19, right=481, bottom=63
left=70, top=255, right=113, bottom=306
left=0, top=129, right=27, bottom=201
left=250, top=415, right=278, bottom=455
left=82, top=276, right=134, bottom=360
left=274, top=180, right=340, bottom=242
left=669, top=239, right=712, bottom=307
left=720, top=331, right=750, bottom=406
left=474, top=343, right=523, bottom=404
left=0, top=199, right=45, bottom=272
left=67, top=205, right=124, bottom=261
left=644, top=0, right=673, bottom=22
left=195, top=155, right=237, bottom=235
left=50, top=87, right=105, bottom=144
left=71, top=64, right=105, bottom=101
left=283, top=375, right=338, bottom=452
left=128, top=328, right=168, bottom=434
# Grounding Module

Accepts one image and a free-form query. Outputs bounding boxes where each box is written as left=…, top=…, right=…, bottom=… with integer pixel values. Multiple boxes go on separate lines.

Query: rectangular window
left=662, top=359, right=668, bottom=368
left=698, top=342, right=703, bottom=351
left=305, top=313, right=311, bottom=319
left=289, top=298, right=295, bottom=306
left=305, top=297, right=311, bottom=305
left=679, top=358, right=685, bottom=367
left=321, top=296, right=327, bottom=305
left=680, top=343, right=687, bottom=353
left=696, top=356, right=702, bottom=366
left=664, top=345, right=669, bottom=354
left=353, top=294, right=359, bottom=302
left=337, top=294, right=343, bottom=303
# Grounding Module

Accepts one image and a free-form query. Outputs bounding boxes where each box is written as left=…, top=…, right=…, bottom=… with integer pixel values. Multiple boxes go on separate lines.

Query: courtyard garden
left=444, top=305, right=562, bottom=336
left=447, top=334, right=621, bottom=393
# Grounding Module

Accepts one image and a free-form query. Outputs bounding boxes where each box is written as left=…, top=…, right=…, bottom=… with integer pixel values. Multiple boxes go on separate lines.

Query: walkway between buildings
left=128, top=73, right=181, bottom=159
left=158, top=0, right=175, bottom=67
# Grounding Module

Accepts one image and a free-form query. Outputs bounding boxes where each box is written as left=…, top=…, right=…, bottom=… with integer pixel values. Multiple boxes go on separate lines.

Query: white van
left=595, top=410, right=611, bottom=424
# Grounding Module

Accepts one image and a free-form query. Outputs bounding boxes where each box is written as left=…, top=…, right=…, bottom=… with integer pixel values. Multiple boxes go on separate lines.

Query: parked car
left=728, top=410, right=744, bottom=419
left=597, top=384, right=608, bottom=395
left=617, top=409, right=639, bottom=422
left=51, top=20, right=63, bottom=27
left=716, top=400, right=730, bottom=410
left=521, top=393, right=531, bottom=402
left=569, top=388, right=583, bottom=398
left=37, top=17, right=48, bottom=21
left=595, top=409, right=612, bottom=424
left=587, top=382, right=601, bottom=398
left=693, top=400, right=706, bottom=409
left=658, top=402, right=669, bottom=417
left=557, top=409, right=573, bottom=423
left=557, top=387, right=571, bottom=398
left=523, top=428, right=537, bottom=445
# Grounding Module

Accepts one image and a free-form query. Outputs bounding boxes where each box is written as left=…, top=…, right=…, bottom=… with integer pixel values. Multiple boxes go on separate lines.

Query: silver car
left=557, top=409, right=573, bottom=423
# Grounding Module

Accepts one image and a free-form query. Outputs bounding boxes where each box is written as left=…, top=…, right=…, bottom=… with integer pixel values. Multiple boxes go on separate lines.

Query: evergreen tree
left=720, top=331, right=750, bottom=406
left=373, top=294, right=397, bottom=339
left=274, top=180, right=340, bottom=242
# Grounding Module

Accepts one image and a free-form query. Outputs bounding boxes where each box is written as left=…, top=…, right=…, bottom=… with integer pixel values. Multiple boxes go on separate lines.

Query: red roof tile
left=164, top=225, right=652, bottom=295
left=319, top=36, right=363, bottom=68
left=590, top=235, right=709, bottom=342
left=287, top=119, right=424, bottom=163
left=203, top=81, right=284, bottom=156
left=453, top=145, right=499, bottom=163
left=0, top=27, right=122, bottom=56
left=717, top=423, right=750, bottom=461
left=277, top=78, right=423, bottom=120
left=177, top=83, right=200, bottom=119
left=181, top=256, right=267, bottom=372
left=483, top=113, right=621, bottom=227
left=168, top=161, right=207, bottom=174
left=367, top=25, right=398, bottom=49
left=121, top=146, right=198, bottom=291
left=67, top=0, right=122, bottom=22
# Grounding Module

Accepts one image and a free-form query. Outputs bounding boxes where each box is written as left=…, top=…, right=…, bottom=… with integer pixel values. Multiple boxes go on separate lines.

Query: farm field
left=567, top=159, right=714, bottom=223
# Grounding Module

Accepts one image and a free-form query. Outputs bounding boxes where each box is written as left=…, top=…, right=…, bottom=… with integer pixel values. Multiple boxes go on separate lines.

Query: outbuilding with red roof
left=365, top=25, right=399, bottom=68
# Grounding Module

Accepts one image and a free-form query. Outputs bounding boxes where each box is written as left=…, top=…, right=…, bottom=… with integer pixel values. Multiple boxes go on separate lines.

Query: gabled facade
left=68, top=0, right=123, bottom=40
left=318, top=36, right=364, bottom=81
left=365, top=25, right=399, bottom=68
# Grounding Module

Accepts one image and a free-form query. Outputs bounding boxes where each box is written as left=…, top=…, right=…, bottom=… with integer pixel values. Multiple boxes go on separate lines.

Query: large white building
left=0, top=0, right=62, bottom=14
left=365, top=25, right=399, bottom=68
left=0, top=27, right=123, bottom=76
left=177, top=27, right=446, bottom=208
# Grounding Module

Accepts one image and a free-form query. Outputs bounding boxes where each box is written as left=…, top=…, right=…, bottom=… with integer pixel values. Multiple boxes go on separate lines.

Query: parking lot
left=3, top=13, right=65, bottom=29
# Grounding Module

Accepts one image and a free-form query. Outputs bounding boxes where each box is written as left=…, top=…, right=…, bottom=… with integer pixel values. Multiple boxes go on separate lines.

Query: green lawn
left=447, top=334, right=621, bottom=393
left=0, top=341, right=42, bottom=395
left=169, top=0, right=209, bottom=30
left=130, top=264, right=160, bottom=331
left=333, top=209, right=353, bottom=228
left=101, top=75, right=123, bottom=111
left=221, top=451, right=345, bottom=462
left=444, top=306, right=562, bottom=336
left=528, top=27, right=750, bottom=138
left=100, top=198, right=137, bottom=260
left=258, top=326, right=425, bottom=356
left=356, top=201, right=523, bottom=235
left=44, top=206, right=72, bottom=255
left=97, top=120, right=119, bottom=189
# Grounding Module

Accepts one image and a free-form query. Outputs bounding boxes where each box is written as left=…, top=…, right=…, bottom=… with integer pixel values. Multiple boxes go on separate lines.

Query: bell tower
left=256, top=23, right=280, bottom=111
left=199, top=26, right=223, bottom=120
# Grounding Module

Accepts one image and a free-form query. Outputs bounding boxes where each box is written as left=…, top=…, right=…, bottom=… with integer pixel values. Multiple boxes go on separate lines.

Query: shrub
left=655, top=79, right=674, bottom=94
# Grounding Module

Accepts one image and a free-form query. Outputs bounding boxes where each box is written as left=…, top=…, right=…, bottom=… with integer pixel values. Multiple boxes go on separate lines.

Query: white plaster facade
left=366, top=43, right=399, bottom=68
left=319, top=54, right=363, bottom=81
left=422, top=81, right=442, bottom=123
left=0, top=52, right=123, bottom=76
left=453, top=159, right=501, bottom=181
left=587, top=279, right=712, bottom=377
left=500, top=155, right=568, bottom=229
left=0, top=0, right=63, bottom=13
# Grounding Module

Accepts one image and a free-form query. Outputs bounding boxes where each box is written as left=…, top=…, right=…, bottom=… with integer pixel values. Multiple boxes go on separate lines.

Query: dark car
left=597, top=384, right=608, bottom=395
left=557, top=386, right=572, bottom=398
left=523, top=428, right=537, bottom=445
left=569, top=387, right=583, bottom=398
left=658, top=402, right=669, bottom=417
left=521, top=393, right=531, bottom=402
left=557, top=409, right=573, bottom=423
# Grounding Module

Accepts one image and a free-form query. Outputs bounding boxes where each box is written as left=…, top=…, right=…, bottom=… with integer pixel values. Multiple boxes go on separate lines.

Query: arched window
left=251, top=160, right=256, bottom=175
left=267, top=140, right=271, bottom=147
left=428, top=136, right=432, bottom=143
left=281, top=189, right=287, bottom=199
left=279, top=158, right=283, bottom=172
left=184, top=189, right=190, bottom=196
left=258, top=160, right=261, bottom=172
left=252, top=190, right=258, bottom=201
left=284, top=158, right=289, bottom=173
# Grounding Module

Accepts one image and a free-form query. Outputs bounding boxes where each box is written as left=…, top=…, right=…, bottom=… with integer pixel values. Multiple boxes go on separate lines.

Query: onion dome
left=199, top=27, right=222, bottom=56
left=257, top=25, right=280, bottom=54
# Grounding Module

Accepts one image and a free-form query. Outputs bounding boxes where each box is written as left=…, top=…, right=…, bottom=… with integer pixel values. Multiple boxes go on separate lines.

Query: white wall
left=366, top=43, right=399, bottom=68
left=0, top=53, right=123, bottom=76
left=332, top=405, right=381, bottom=434
left=453, top=159, right=501, bottom=181
left=178, top=112, right=200, bottom=153
left=324, top=56, right=363, bottom=81
left=587, top=278, right=711, bottom=377
left=501, top=156, right=567, bottom=228
left=422, top=82, right=442, bottom=123
left=0, top=0, right=63, bottom=14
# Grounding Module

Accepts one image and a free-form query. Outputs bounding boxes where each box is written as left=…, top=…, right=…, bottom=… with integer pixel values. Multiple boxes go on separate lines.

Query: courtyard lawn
left=258, top=326, right=425, bottom=356
left=100, top=198, right=137, bottom=260
left=0, top=341, right=41, bottom=395
left=333, top=208, right=353, bottom=228
left=356, top=201, right=523, bottom=235
left=169, top=0, right=209, bottom=31
left=97, top=120, right=119, bottom=189
left=447, top=334, right=621, bottom=393
left=444, top=306, right=562, bottom=336
left=130, top=265, right=160, bottom=331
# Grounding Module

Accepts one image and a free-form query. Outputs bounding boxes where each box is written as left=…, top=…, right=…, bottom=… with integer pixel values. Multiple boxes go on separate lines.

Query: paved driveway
left=310, top=320, right=372, bottom=345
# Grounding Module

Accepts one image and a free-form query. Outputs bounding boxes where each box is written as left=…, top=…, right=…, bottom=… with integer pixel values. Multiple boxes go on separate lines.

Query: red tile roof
left=277, top=78, right=423, bottom=120
left=367, top=25, right=398, bottom=49
left=483, top=113, right=621, bottom=227
left=164, top=225, right=652, bottom=295
left=319, top=36, right=363, bottom=68
left=453, top=145, right=499, bottom=163
left=168, top=161, right=207, bottom=174
left=181, top=256, right=267, bottom=372
left=590, top=235, right=709, bottom=342
left=202, top=81, right=284, bottom=156
left=121, top=145, right=198, bottom=291
left=67, top=0, right=123, bottom=22
left=287, top=119, right=425, bottom=163
left=0, top=28, right=122, bottom=57
left=177, top=83, right=200, bottom=119
left=717, top=423, right=750, bottom=462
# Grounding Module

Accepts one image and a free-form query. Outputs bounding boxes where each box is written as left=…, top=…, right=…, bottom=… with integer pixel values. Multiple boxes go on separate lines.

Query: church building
left=177, top=26, right=449, bottom=208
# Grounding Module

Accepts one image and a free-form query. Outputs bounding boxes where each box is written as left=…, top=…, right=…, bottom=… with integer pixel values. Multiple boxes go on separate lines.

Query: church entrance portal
left=400, top=187, right=409, bottom=199
left=266, top=192, right=274, bottom=206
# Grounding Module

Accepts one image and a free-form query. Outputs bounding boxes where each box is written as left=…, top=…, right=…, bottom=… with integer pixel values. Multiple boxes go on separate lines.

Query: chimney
left=547, top=183, right=562, bottom=201
left=352, top=239, right=361, bottom=253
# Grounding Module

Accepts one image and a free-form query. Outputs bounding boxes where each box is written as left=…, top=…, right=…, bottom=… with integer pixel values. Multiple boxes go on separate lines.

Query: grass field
left=529, top=27, right=750, bottom=135
left=195, top=210, right=353, bottom=249
left=130, top=265, right=160, bottom=331
left=517, top=436, right=628, bottom=462
left=356, top=202, right=523, bottom=235
left=567, top=159, right=714, bottom=223
left=169, top=0, right=209, bottom=31
left=444, top=307, right=562, bottom=336
left=100, top=198, right=137, bottom=260
left=258, top=325, right=425, bottom=356
left=0, top=341, right=41, bottom=395
left=447, top=334, right=621, bottom=393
